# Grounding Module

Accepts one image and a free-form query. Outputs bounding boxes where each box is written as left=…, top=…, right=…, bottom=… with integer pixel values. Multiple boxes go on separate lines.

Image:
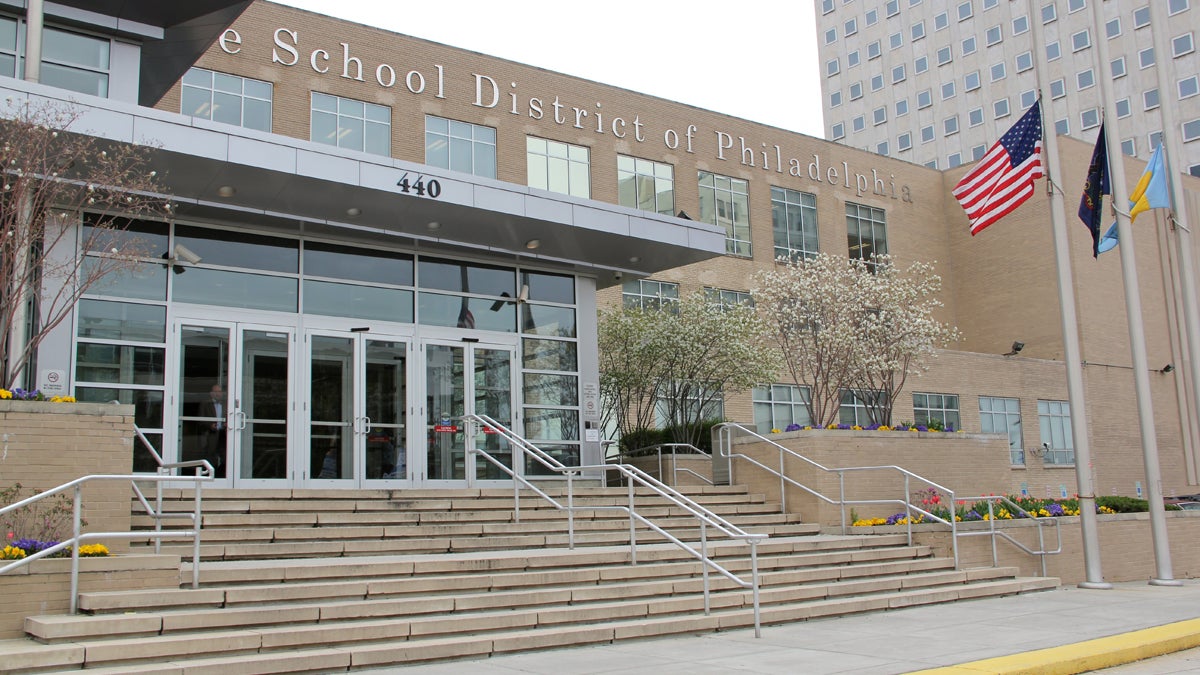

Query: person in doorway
left=318, top=440, right=339, bottom=479
left=200, top=383, right=227, bottom=478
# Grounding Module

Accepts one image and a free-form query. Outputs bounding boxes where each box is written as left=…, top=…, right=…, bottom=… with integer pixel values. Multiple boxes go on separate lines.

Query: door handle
left=362, top=416, right=372, bottom=434
left=234, top=410, right=247, bottom=430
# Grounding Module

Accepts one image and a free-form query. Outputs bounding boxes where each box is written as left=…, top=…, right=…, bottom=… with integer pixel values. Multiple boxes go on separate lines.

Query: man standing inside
left=201, top=383, right=227, bottom=478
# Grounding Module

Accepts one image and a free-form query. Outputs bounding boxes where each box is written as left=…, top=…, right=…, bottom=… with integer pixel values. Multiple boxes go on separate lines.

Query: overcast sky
left=273, top=0, right=825, bottom=138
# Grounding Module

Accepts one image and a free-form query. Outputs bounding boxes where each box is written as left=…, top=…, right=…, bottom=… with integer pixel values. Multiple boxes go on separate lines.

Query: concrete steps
left=1, top=485, right=1060, bottom=673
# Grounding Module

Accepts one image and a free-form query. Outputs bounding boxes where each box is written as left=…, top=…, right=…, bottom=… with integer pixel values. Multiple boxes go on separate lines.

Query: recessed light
left=427, top=221, right=441, bottom=231
left=525, top=239, right=541, bottom=250
left=216, top=185, right=236, bottom=198
left=629, top=256, right=641, bottom=263
left=346, top=207, right=361, bottom=217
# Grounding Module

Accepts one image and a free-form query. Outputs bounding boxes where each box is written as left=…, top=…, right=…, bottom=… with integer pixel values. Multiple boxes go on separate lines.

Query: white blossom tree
left=599, top=292, right=782, bottom=449
left=0, top=100, right=169, bottom=388
left=753, top=253, right=959, bottom=427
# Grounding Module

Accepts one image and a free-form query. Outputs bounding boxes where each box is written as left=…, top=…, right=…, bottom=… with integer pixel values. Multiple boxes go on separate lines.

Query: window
left=310, top=92, right=390, bottom=156
left=980, top=397, right=1023, bottom=464
left=845, top=17, right=858, bottom=35
left=1122, top=138, right=1137, bottom=156
left=896, top=99, right=909, bottom=116
left=948, top=153, right=963, bottom=168
left=1145, top=88, right=1161, bottom=110
left=181, top=68, right=272, bottom=132
left=889, top=31, right=903, bottom=49
left=771, top=186, right=819, bottom=260
left=965, top=71, right=980, bottom=91
left=1134, top=6, right=1151, bottom=27
left=969, top=107, right=984, bottom=127
left=873, top=106, right=887, bottom=125
left=877, top=141, right=890, bottom=156
left=1077, top=69, right=1095, bottom=91
left=887, top=0, right=900, bottom=16
left=848, top=50, right=861, bottom=67
left=892, top=64, right=907, bottom=83
left=915, top=55, right=929, bottom=73
left=1150, top=130, right=1164, bottom=148
left=1013, top=15, right=1029, bottom=34
left=754, top=385, right=812, bottom=434
left=944, top=115, right=959, bottom=134
left=827, top=58, right=840, bottom=76
left=1021, top=89, right=1038, bottom=108
left=937, top=46, right=952, bottom=65
left=1046, top=41, right=1061, bottom=61
left=921, top=124, right=935, bottom=142
left=41, top=27, right=110, bottom=97
left=1042, top=3, right=1056, bottom=23
left=1015, top=51, right=1033, bottom=72
left=853, top=115, right=866, bottom=132
left=825, top=27, right=838, bottom=44
left=830, top=91, right=843, bottom=107
left=912, top=21, right=926, bottom=40
left=840, top=389, right=888, bottom=426
left=1170, top=0, right=1189, bottom=15
left=913, top=393, right=960, bottom=430
left=1191, top=164, right=1200, bottom=178
left=986, top=25, right=1002, bottom=45
left=1050, top=79, right=1065, bottom=99
left=866, top=8, right=879, bottom=24
left=1081, top=108, right=1100, bottom=130
left=983, top=0, right=998, bottom=8
left=1111, top=57, right=1127, bottom=79
left=935, top=12, right=949, bottom=30
left=1106, top=18, right=1122, bottom=39
left=822, top=0, right=834, bottom=12
left=832, top=122, right=845, bottom=139
left=942, top=81, right=956, bottom=99
left=850, top=82, right=864, bottom=99
left=1038, top=400, right=1075, bottom=465
left=924, top=159, right=939, bottom=169
left=898, top=132, right=912, bottom=151
left=972, top=144, right=987, bottom=160
left=705, top=287, right=753, bottom=309
left=1174, top=32, right=1195, bottom=57
left=994, top=98, right=1010, bottom=118
left=962, top=36, right=977, bottom=55
left=1072, top=30, right=1090, bottom=51
left=425, top=115, right=496, bottom=178
left=617, top=156, right=674, bottom=216
left=871, top=74, right=884, bottom=91
left=1139, top=47, right=1156, bottom=68
left=1181, top=75, right=1200, bottom=99
left=622, top=279, right=678, bottom=311
left=527, top=137, right=590, bottom=198
left=846, top=202, right=887, bottom=267
left=917, top=89, right=933, bottom=108
left=1055, top=118, right=1069, bottom=135
left=868, top=41, right=882, bottom=59
left=958, top=1, right=973, bottom=20
left=990, top=62, right=1006, bottom=82
left=698, top=171, right=751, bottom=256
left=1184, top=119, right=1200, bottom=142
left=1116, top=98, right=1132, bottom=118
left=1068, top=0, right=1086, bottom=12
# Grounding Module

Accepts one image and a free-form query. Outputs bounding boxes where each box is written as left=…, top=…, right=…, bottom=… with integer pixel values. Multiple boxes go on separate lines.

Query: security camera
left=173, top=244, right=203, bottom=265
left=614, top=271, right=622, bottom=280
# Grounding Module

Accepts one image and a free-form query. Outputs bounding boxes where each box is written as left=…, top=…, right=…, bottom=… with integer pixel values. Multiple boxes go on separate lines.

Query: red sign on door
left=433, top=424, right=457, bottom=433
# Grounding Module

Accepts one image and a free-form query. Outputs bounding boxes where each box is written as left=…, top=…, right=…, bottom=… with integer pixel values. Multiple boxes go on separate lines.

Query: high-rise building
left=815, top=0, right=1200, bottom=173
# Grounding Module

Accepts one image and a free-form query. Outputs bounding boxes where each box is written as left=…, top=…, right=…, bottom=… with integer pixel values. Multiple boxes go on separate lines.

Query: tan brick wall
left=1, top=402, right=135, bottom=550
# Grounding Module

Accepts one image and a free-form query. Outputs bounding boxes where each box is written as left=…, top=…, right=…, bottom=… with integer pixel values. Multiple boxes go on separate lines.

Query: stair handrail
left=954, top=494, right=1064, bottom=576
left=463, top=413, right=768, bottom=638
left=714, top=422, right=960, bottom=568
left=0, top=469, right=212, bottom=613
left=608, top=443, right=715, bottom=487
left=129, top=420, right=217, bottom=555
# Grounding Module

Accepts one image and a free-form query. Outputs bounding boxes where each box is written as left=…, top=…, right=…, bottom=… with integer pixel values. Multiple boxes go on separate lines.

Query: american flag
left=953, top=100, right=1045, bottom=236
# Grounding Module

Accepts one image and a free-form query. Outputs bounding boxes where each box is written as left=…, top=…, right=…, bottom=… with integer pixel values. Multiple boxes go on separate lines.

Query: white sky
left=272, top=0, right=825, bottom=138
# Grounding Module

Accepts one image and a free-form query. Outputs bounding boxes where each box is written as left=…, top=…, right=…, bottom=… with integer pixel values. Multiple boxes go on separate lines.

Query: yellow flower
left=826, top=423, right=840, bottom=429
left=771, top=428, right=781, bottom=434
left=49, top=395, right=76, bottom=403
left=928, top=428, right=940, bottom=433
left=1, top=545, right=26, bottom=559
left=878, top=425, right=891, bottom=431
left=803, top=425, right=813, bottom=431
left=909, top=427, right=919, bottom=432
left=0, top=388, right=11, bottom=400
left=77, top=543, right=109, bottom=557
left=851, top=425, right=863, bottom=431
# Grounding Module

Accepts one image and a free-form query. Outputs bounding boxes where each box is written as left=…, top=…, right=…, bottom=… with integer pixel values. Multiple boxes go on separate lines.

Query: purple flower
left=916, top=425, right=929, bottom=432
left=964, top=510, right=982, bottom=520
left=11, top=538, right=56, bottom=553
left=785, top=423, right=802, bottom=432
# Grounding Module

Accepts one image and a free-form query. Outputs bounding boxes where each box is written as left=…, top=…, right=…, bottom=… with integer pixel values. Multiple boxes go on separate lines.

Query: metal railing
left=715, top=422, right=960, bottom=568
left=954, top=495, right=1063, bottom=576
left=607, top=443, right=715, bottom=487
left=130, top=423, right=215, bottom=555
left=464, top=414, right=769, bottom=637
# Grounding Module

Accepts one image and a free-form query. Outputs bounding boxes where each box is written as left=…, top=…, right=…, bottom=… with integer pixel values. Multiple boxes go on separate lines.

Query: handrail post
left=989, top=501, right=999, bottom=567
left=627, top=478, right=637, bottom=565
left=700, top=522, right=710, bottom=615
left=567, top=471, right=576, bottom=549
left=750, top=539, right=762, bottom=639
left=69, top=484, right=82, bottom=614
left=192, top=466, right=203, bottom=589
left=155, top=466, right=164, bottom=555
left=657, top=447, right=664, bottom=484
left=778, top=443, right=786, bottom=513
left=948, top=489, right=958, bottom=569
left=904, top=474, right=913, bottom=546
left=514, top=434, right=523, bottom=523
left=839, top=470, right=847, bottom=534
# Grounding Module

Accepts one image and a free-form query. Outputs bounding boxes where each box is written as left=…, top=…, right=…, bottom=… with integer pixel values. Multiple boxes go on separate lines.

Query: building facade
left=6, top=0, right=1200, bottom=503
left=815, top=0, right=1200, bottom=174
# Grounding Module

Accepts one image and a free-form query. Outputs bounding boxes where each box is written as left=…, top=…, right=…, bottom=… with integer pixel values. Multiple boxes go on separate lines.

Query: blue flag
left=1097, top=144, right=1171, bottom=254
left=1078, top=124, right=1110, bottom=258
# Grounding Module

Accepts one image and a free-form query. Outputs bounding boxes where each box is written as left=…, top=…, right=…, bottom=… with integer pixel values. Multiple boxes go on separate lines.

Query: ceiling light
left=427, top=221, right=441, bottom=231
left=346, top=207, right=361, bottom=217
left=629, top=256, right=641, bottom=263
left=525, top=239, right=541, bottom=250
left=216, top=185, right=236, bottom=198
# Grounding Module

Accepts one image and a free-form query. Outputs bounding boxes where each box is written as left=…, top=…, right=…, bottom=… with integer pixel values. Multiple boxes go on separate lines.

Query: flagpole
left=1028, top=0, right=1107, bottom=588
left=1089, top=0, right=1178, bottom=586
left=1148, top=0, right=1200, bottom=485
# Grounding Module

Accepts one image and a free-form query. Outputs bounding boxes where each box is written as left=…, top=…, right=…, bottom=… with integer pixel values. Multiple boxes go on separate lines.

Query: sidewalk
left=370, top=580, right=1200, bottom=674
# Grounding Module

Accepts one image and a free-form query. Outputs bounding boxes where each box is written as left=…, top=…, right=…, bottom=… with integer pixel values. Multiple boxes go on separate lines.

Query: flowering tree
left=599, top=292, right=781, bottom=449
left=0, top=100, right=168, bottom=388
left=753, top=253, right=959, bottom=427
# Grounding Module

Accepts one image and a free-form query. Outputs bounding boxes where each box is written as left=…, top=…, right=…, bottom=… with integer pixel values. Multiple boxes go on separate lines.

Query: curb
left=910, top=618, right=1200, bottom=674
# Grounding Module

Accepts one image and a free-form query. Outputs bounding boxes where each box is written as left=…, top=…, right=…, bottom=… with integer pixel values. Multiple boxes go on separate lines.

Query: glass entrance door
left=305, top=331, right=408, bottom=486
left=420, top=341, right=516, bottom=486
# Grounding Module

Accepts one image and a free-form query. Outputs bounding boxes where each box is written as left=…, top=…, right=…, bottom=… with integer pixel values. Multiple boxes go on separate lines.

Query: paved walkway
left=367, top=580, right=1200, bottom=674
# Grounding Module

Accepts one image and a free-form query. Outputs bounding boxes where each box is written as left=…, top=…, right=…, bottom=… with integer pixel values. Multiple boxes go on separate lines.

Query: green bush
left=1096, top=496, right=1158, bottom=513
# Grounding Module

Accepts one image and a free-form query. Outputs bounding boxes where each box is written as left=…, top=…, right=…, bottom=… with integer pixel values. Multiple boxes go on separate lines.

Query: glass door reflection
left=178, top=324, right=231, bottom=479
left=309, top=335, right=353, bottom=481
left=238, top=329, right=291, bottom=482
left=472, top=347, right=514, bottom=482
left=364, top=339, right=407, bottom=481
left=425, top=344, right=466, bottom=481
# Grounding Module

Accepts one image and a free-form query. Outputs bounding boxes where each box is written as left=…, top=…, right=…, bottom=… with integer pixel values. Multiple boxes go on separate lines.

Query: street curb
left=910, top=618, right=1200, bottom=674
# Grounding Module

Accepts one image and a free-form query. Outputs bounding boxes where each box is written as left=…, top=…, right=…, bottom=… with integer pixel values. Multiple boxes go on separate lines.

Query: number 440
left=396, top=173, right=442, bottom=198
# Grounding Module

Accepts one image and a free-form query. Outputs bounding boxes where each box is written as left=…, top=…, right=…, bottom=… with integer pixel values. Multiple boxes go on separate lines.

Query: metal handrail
left=464, top=414, right=768, bottom=638
left=0, top=469, right=212, bottom=613
left=715, top=422, right=960, bottom=568
left=608, top=443, right=715, bottom=487
left=129, top=422, right=213, bottom=554
left=954, top=495, right=1064, bottom=576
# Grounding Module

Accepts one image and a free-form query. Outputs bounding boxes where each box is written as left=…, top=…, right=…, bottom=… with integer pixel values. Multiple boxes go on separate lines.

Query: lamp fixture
left=216, top=185, right=237, bottom=198
left=525, top=239, right=541, bottom=250
left=426, top=221, right=441, bottom=231
left=629, top=256, right=641, bottom=264
left=345, top=207, right=361, bottom=217
left=1003, top=341, right=1025, bottom=356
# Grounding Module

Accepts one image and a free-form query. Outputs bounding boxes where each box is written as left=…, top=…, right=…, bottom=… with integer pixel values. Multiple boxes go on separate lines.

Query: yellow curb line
left=910, top=618, right=1200, bottom=675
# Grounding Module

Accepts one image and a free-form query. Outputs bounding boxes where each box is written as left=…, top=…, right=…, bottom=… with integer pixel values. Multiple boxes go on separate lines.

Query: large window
left=311, top=92, right=390, bottom=156
left=753, top=385, right=812, bottom=433
left=704, top=287, right=753, bottom=308
left=621, top=279, right=678, bottom=311
left=698, top=171, right=751, bottom=256
left=41, top=26, right=110, bottom=97
left=771, top=186, right=819, bottom=260
left=912, top=392, right=960, bottom=430
left=617, top=156, right=674, bottom=216
left=846, top=202, right=887, bottom=268
left=839, top=389, right=887, bottom=426
left=527, top=137, right=590, bottom=198
left=655, top=382, right=723, bottom=429
left=980, top=396, right=1023, bottom=464
left=1038, top=400, right=1075, bottom=465
left=181, top=68, right=272, bottom=132
left=424, top=115, right=496, bottom=178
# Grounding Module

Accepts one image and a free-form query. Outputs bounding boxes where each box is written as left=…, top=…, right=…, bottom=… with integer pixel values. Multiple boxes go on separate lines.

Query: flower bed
left=773, top=421, right=960, bottom=433
left=852, top=490, right=1162, bottom=526
left=0, top=388, right=75, bottom=402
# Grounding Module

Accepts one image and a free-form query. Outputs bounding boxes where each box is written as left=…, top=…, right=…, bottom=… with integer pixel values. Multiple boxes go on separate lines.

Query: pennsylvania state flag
left=1097, top=143, right=1171, bottom=254
left=1078, top=124, right=1111, bottom=258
